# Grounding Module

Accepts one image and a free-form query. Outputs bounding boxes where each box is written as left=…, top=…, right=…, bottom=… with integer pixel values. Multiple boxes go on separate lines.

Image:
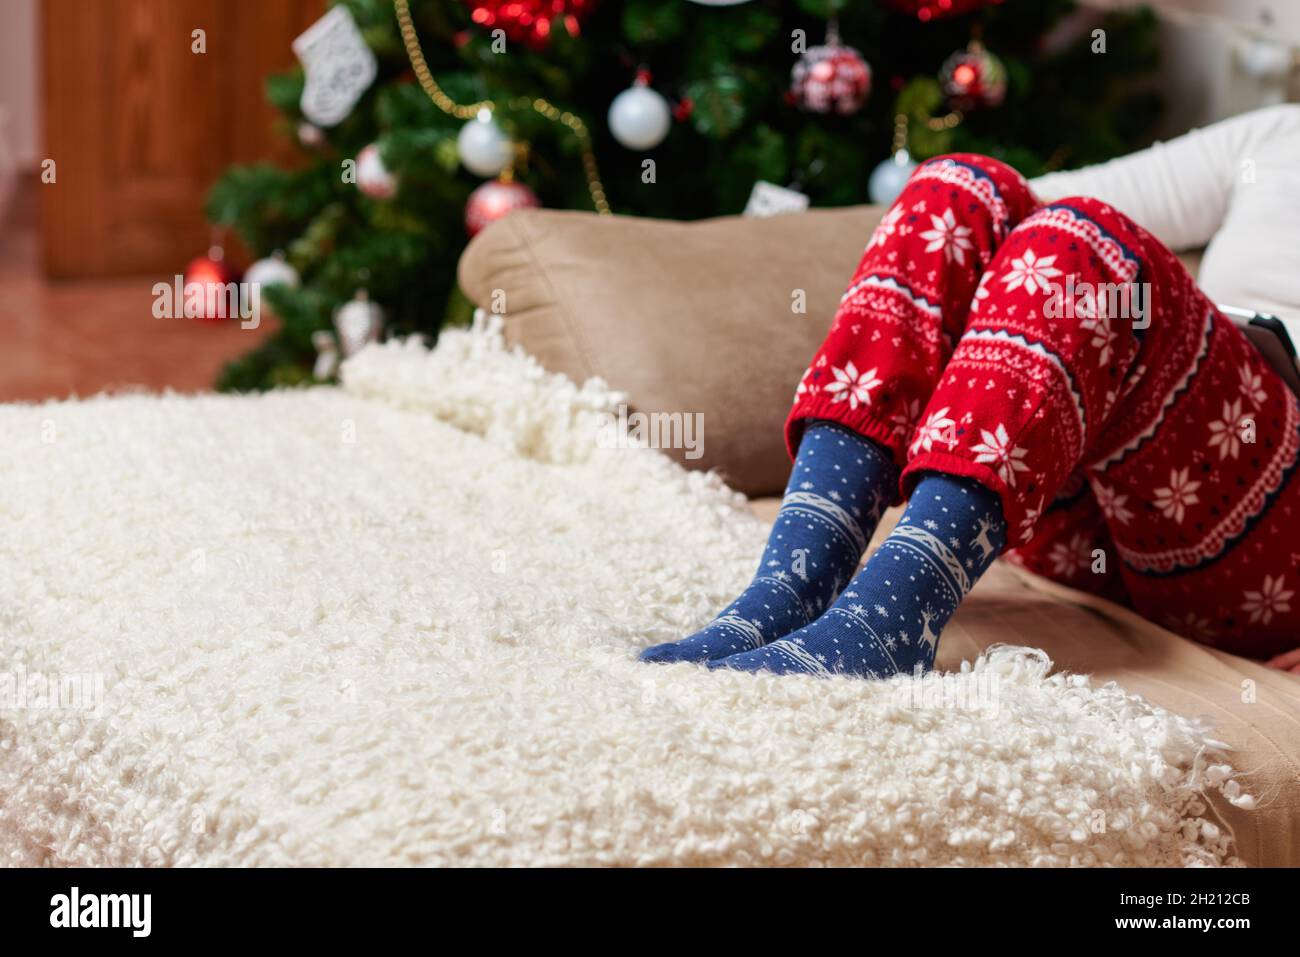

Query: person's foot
left=640, top=422, right=897, bottom=664
left=708, top=473, right=1005, bottom=678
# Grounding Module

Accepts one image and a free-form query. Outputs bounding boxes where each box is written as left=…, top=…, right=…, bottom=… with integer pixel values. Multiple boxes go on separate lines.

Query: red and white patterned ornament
left=465, top=0, right=595, bottom=50
left=356, top=143, right=398, bottom=200
left=465, top=176, right=540, bottom=236
left=940, top=42, right=1007, bottom=112
left=790, top=28, right=871, bottom=116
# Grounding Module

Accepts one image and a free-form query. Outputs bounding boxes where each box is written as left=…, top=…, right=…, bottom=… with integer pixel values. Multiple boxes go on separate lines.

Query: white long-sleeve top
left=1030, top=104, right=1300, bottom=321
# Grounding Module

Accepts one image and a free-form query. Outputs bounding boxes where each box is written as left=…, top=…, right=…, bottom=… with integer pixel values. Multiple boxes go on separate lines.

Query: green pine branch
left=208, top=0, right=1163, bottom=391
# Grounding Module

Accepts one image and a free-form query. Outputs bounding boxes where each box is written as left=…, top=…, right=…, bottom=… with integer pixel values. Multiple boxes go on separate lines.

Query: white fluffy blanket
left=0, top=319, right=1249, bottom=866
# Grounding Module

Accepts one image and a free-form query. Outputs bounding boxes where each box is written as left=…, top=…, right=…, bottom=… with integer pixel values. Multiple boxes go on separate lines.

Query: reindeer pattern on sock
left=970, top=514, right=999, bottom=563
left=916, top=605, right=940, bottom=660
left=708, top=475, right=1008, bottom=678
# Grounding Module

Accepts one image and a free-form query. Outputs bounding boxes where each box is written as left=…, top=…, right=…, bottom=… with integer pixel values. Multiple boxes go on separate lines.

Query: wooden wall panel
left=41, top=0, right=324, bottom=278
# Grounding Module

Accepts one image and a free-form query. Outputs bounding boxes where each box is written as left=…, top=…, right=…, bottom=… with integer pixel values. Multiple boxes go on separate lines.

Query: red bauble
left=465, top=0, right=596, bottom=51
left=886, top=0, right=1001, bottom=22
left=940, top=44, right=1007, bottom=111
left=183, top=247, right=239, bottom=322
left=465, top=178, right=541, bottom=236
left=790, top=43, right=871, bottom=115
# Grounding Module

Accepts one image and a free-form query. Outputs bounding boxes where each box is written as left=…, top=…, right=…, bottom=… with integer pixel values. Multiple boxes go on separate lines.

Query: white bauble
left=868, top=151, right=918, bottom=206
left=243, top=251, right=300, bottom=290
left=608, top=84, right=672, bottom=150
left=356, top=143, right=398, bottom=200
left=457, top=113, right=512, bottom=177
left=333, top=290, right=385, bottom=357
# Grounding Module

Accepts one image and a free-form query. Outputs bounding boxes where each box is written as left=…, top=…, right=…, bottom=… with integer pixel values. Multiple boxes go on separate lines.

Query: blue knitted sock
left=708, top=473, right=1006, bottom=678
left=640, top=421, right=898, bottom=664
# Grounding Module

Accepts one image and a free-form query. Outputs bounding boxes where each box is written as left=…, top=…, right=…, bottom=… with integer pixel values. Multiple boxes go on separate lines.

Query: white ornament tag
left=744, top=181, right=810, bottom=217
left=293, top=6, right=378, bottom=128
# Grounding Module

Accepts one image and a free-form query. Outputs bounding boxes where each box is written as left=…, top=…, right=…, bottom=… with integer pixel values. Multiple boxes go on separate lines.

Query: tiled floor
left=0, top=184, right=274, bottom=403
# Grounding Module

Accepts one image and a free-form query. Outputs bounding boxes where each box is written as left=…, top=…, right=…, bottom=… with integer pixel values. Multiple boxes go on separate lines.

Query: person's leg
left=784, top=154, right=1040, bottom=468
left=642, top=154, right=1038, bottom=665
left=640, top=421, right=895, bottom=663
left=956, top=195, right=1300, bottom=660
left=1002, top=472, right=1130, bottom=606
left=717, top=192, right=1225, bottom=676
left=1068, top=209, right=1300, bottom=660
left=711, top=470, right=1006, bottom=676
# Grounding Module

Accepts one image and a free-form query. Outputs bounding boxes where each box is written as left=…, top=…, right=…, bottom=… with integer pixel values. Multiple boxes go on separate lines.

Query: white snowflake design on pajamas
left=1152, top=467, right=1201, bottom=524
left=1016, top=499, right=1044, bottom=544
left=1080, top=310, right=1118, bottom=366
left=1238, top=361, right=1266, bottom=407
left=1000, top=249, right=1062, bottom=295
left=919, top=208, right=974, bottom=265
left=1047, top=533, right=1092, bottom=578
left=1073, top=285, right=1101, bottom=323
left=969, top=423, right=1030, bottom=487
left=793, top=365, right=816, bottom=403
left=1092, top=482, right=1133, bottom=526
left=825, top=362, right=882, bottom=410
left=867, top=204, right=905, bottom=251
left=909, top=407, right=956, bottom=456
left=1241, top=575, right=1293, bottom=625
left=1206, top=398, right=1248, bottom=461
left=889, top=398, right=921, bottom=440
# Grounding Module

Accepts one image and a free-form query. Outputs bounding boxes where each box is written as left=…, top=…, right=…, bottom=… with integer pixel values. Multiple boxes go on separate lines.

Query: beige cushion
left=458, top=206, right=1206, bottom=498
left=750, top=498, right=1300, bottom=867
left=458, top=206, right=886, bottom=496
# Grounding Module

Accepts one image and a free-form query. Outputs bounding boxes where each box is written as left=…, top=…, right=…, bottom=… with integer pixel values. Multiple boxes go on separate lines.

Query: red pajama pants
left=788, top=153, right=1300, bottom=660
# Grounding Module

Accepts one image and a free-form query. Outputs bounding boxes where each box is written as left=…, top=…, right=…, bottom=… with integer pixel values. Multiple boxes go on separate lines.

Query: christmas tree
left=207, top=0, right=1162, bottom=391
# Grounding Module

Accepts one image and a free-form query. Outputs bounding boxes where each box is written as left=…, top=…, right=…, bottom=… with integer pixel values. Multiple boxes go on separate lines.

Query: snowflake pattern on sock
left=708, top=473, right=1006, bottom=678
left=640, top=422, right=897, bottom=664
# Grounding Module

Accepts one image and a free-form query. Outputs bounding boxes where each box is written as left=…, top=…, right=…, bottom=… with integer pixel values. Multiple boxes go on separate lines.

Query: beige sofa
left=459, top=205, right=1300, bottom=866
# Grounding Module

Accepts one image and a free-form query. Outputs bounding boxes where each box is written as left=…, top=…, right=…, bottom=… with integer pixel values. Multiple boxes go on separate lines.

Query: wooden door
left=41, top=0, right=324, bottom=278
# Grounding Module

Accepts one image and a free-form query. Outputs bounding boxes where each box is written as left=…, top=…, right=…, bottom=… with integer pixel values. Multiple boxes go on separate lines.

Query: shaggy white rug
left=0, top=318, right=1251, bottom=867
